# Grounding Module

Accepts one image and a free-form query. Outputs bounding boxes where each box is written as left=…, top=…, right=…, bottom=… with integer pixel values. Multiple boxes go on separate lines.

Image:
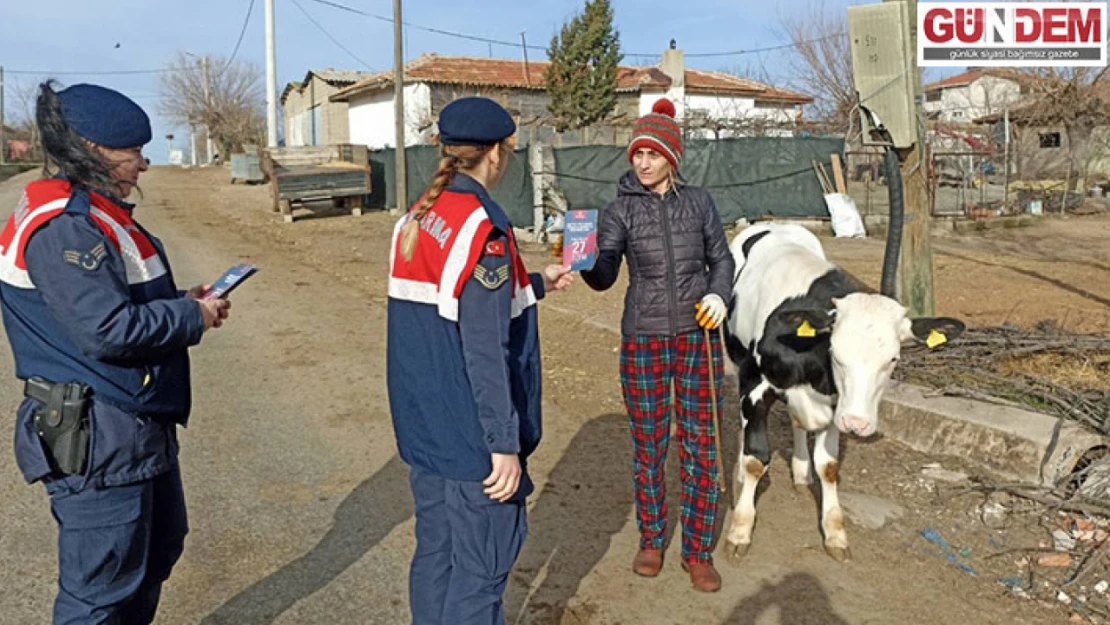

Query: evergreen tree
left=545, top=0, right=623, bottom=132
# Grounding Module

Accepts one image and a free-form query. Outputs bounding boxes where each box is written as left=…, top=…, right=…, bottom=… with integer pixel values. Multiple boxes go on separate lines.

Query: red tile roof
left=924, top=68, right=1030, bottom=92
left=330, top=54, right=811, bottom=104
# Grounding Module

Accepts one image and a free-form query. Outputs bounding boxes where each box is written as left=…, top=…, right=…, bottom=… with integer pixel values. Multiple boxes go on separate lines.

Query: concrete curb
left=880, top=382, right=1106, bottom=486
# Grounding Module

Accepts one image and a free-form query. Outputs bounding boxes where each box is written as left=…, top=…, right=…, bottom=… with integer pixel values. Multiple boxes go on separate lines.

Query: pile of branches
left=896, top=323, right=1110, bottom=434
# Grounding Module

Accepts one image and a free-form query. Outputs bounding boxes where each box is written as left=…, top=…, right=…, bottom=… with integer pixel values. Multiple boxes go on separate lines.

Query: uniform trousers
left=47, top=463, right=188, bottom=625
left=409, top=465, right=527, bottom=625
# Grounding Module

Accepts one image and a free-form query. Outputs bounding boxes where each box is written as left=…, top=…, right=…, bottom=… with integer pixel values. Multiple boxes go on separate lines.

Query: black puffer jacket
left=582, top=172, right=735, bottom=336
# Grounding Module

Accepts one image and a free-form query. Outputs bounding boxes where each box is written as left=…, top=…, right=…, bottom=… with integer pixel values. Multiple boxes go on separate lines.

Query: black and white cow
left=723, top=223, right=964, bottom=562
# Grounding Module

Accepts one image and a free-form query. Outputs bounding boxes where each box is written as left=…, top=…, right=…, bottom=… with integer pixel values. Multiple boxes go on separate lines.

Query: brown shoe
left=681, top=560, right=722, bottom=593
left=632, top=548, right=664, bottom=577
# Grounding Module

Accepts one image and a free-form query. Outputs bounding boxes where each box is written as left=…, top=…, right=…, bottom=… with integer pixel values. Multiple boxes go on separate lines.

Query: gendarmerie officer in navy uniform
left=0, top=82, right=231, bottom=624
left=387, top=97, right=572, bottom=625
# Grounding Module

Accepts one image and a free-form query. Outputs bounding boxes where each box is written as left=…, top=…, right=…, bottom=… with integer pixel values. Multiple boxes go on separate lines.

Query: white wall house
left=281, top=70, right=375, bottom=147
left=923, top=70, right=1027, bottom=124
left=347, top=84, right=432, bottom=148
left=330, top=52, right=811, bottom=148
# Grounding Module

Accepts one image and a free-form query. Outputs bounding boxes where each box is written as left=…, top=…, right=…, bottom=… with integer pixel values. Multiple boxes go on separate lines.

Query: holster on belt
left=24, top=377, right=92, bottom=476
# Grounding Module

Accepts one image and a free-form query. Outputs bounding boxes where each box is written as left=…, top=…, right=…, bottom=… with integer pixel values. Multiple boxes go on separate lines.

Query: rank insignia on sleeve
left=473, top=264, right=510, bottom=289
left=485, top=240, right=506, bottom=256
left=63, top=243, right=108, bottom=271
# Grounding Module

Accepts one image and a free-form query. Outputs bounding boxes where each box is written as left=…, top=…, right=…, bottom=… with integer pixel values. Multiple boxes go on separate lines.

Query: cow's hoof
left=726, top=541, right=751, bottom=561
left=824, top=544, right=852, bottom=562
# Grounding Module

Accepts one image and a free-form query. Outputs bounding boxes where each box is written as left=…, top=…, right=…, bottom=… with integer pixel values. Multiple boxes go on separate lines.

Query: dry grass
left=999, top=353, right=1110, bottom=392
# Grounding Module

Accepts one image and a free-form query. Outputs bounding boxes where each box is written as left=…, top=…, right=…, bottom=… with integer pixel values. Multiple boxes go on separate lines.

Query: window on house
left=926, top=91, right=941, bottom=102
left=1039, top=132, right=1062, bottom=148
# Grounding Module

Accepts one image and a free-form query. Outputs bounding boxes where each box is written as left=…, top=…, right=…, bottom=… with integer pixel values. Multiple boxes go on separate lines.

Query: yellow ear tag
left=796, top=320, right=817, bottom=338
left=926, top=329, right=947, bottom=349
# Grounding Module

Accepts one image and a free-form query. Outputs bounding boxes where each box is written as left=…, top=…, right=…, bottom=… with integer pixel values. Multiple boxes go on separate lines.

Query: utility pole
left=393, top=0, right=407, bottom=212
left=520, top=32, right=531, bottom=86
left=265, top=0, right=278, bottom=147
left=190, top=124, right=198, bottom=166
left=0, top=65, right=6, bottom=166
left=884, top=0, right=934, bottom=317
left=201, top=56, right=214, bottom=164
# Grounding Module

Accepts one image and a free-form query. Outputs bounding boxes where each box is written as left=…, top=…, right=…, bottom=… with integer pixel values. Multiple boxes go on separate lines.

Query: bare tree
left=159, top=53, right=266, bottom=157
left=683, top=96, right=800, bottom=139
left=1010, top=67, right=1109, bottom=192
left=999, top=65, right=1110, bottom=193
left=6, top=78, right=43, bottom=161
left=778, top=1, right=854, bottom=132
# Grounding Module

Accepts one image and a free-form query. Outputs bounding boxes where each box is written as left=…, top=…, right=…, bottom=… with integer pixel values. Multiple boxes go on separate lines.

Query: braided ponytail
left=399, top=143, right=500, bottom=262
left=400, top=155, right=458, bottom=262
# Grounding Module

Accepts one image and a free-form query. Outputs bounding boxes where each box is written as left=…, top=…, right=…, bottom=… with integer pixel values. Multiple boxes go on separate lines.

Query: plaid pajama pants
left=620, top=330, right=724, bottom=564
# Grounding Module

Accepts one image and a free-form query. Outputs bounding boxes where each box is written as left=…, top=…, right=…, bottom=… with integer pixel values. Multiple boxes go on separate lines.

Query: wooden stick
left=704, top=326, right=727, bottom=493
left=830, top=153, right=848, bottom=193
left=811, top=160, right=829, bottom=193
left=818, top=162, right=835, bottom=194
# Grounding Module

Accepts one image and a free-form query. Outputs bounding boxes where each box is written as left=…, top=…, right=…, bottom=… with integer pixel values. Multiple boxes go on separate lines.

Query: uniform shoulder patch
left=485, top=240, right=506, bottom=256
left=62, top=243, right=108, bottom=271
left=472, top=264, right=510, bottom=290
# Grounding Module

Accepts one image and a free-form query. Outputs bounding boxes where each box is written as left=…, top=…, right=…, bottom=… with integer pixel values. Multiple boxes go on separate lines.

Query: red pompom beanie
left=628, top=98, right=682, bottom=171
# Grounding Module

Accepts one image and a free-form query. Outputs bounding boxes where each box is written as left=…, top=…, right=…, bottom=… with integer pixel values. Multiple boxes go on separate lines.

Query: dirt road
left=1, top=167, right=1094, bottom=624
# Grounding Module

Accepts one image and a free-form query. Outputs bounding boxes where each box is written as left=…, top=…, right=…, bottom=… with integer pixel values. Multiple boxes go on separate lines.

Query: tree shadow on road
left=506, top=413, right=635, bottom=625
left=721, top=573, right=851, bottom=625
left=200, top=455, right=412, bottom=625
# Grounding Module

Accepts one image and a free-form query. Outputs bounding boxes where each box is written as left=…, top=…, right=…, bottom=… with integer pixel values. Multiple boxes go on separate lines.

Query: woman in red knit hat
left=581, top=98, right=735, bottom=592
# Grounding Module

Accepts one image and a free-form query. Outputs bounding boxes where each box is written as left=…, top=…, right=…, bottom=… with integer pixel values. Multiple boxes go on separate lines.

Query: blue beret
left=438, top=97, right=516, bottom=146
left=57, top=84, right=152, bottom=148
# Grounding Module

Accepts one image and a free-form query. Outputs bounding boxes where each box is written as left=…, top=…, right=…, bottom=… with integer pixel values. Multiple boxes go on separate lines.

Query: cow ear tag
left=796, top=320, right=817, bottom=338
left=926, top=329, right=947, bottom=349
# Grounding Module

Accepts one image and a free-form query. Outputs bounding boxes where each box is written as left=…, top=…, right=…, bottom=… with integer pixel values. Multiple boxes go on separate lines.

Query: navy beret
left=438, top=97, right=516, bottom=146
left=57, top=84, right=152, bottom=148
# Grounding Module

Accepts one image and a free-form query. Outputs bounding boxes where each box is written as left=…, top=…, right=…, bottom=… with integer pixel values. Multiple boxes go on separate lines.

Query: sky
left=0, top=0, right=947, bottom=164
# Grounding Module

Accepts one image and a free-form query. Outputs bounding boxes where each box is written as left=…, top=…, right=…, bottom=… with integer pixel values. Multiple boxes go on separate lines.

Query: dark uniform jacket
left=386, top=174, right=545, bottom=499
left=0, top=178, right=204, bottom=487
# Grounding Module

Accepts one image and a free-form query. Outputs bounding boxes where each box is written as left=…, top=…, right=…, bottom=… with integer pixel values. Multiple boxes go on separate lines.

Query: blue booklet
left=202, top=263, right=258, bottom=300
left=562, top=209, right=598, bottom=271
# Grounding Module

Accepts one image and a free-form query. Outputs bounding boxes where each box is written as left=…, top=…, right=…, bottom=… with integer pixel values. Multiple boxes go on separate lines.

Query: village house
left=976, top=83, right=1110, bottom=184
left=281, top=69, right=376, bottom=147
left=323, top=47, right=811, bottom=149
left=923, top=68, right=1031, bottom=125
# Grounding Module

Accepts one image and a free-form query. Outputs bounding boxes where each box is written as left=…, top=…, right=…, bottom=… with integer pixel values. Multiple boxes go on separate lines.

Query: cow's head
left=774, top=293, right=965, bottom=437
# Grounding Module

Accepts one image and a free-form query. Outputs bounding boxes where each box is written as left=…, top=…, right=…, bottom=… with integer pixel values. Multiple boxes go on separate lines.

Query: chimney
left=661, top=42, right=685, bottom=119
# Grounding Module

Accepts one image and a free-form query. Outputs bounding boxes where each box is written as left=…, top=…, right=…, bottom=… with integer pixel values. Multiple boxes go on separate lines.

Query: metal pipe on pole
left=265, top=0, right=278, bottom=147
left=883, top=0, right=935, bottom=317
left=393, top=0, right=407, bottom=212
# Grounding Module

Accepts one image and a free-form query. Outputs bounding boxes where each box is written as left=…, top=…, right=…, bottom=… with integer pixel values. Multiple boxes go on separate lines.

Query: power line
left=679, top=34, right=845, bottom=58
left=301, top=0, right=845, bottom=59
left=302, top=0, right=539, bottom=51
left=4, top=68, right=186, bottom=76
left=4, top=4, right=846, bottom=78
left=225, top=0, right=257, bottom=68
left=289, top=0, right=375, bottom=71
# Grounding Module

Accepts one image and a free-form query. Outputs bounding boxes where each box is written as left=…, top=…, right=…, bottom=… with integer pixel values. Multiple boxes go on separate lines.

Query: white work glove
left=695, top=293, right=727, bottom=330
